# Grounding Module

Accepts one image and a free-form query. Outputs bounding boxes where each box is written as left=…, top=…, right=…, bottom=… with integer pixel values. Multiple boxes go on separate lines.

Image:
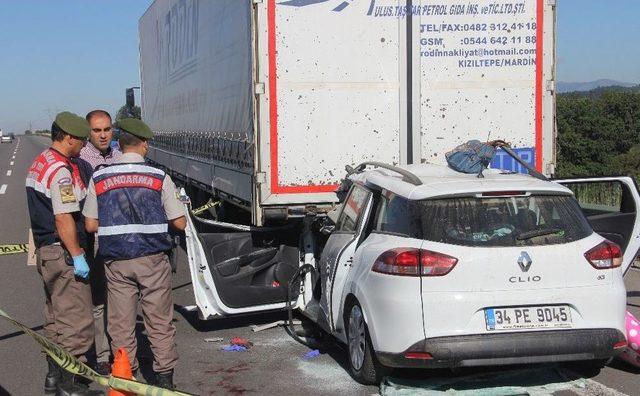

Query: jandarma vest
left=25, top=148, right=87, bottom=248
left=92, top=163, right=172, bottom=260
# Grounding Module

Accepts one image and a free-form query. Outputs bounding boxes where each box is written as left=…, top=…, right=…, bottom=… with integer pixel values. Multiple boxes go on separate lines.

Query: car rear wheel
left=346, top=303, right=387, bottom=385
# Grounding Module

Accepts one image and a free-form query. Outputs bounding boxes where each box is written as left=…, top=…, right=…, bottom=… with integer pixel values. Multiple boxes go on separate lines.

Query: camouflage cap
left=54, top=112, right=90, bottom=138
left=117, top=118, right=153, bottom=140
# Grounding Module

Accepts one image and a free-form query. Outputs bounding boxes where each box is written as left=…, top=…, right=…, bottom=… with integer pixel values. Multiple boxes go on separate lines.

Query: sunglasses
left=91, top=127, right=112, bottom=133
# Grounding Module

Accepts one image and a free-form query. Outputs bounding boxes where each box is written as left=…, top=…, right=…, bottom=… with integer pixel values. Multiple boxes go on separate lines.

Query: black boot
left=45, top=356, right=61, bottom=394
left=55, top=369, right=104, bottom=396
left=155, top=370, right=175, bottom=390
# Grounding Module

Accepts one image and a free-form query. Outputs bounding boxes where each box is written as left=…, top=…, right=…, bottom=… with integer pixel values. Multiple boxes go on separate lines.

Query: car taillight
left=481, top=191, right=527, bottom=197
left=372, top=248, right=421, bottom=276
left=372, top=248, right=458, bottom=277
left=421, top=249, right=459, bottom=276
left=584, top=241, right=622, bottom=269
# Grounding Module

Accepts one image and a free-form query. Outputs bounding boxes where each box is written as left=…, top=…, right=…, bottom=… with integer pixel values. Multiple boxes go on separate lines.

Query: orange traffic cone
left=108, top=348, right=134, bottom=396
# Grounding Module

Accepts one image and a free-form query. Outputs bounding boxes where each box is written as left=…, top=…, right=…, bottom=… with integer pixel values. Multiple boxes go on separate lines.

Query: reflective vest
left=25, top=148, right=87, bottom=248
left=93, top=163, right=172, bottom=260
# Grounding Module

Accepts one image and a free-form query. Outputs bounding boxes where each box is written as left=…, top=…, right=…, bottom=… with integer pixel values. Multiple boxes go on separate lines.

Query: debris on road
left=303, top=350, right=320, bottom=360
left=230, top=337, right=253, bottom=349
left=221, top=345, right=247, bottom=352
left=204, top=337, right=224, bottom=343
left=219, top=337, right=253, bottom=352
left=251, top=319, right=301, bottom=332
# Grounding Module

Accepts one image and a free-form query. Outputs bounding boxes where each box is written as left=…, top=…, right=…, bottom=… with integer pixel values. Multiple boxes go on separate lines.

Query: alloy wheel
left=348, top=305, right=366, bottom=371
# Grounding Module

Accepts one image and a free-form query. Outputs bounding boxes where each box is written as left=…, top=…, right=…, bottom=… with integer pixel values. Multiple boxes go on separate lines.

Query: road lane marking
left=6, top=170, right=11, bottom=176
left=0, top=184, right=6, bottom=194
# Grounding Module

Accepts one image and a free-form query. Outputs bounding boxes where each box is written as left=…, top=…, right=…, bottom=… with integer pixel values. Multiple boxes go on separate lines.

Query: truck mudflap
left=183, top=200, right=303, bottom=319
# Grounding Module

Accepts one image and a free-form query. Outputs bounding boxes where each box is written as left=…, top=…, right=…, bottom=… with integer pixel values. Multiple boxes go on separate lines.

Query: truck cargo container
left=140, top=0, right=557, bottom=226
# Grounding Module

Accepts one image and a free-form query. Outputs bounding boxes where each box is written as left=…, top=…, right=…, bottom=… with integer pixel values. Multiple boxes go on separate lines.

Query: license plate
left=485, top=305, right=572, bottom=331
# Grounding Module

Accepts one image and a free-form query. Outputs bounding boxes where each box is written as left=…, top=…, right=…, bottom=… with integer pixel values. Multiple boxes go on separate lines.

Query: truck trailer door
left=255, top=0, right=407, bottom=210
left=413, top=0, right=557, bottom=175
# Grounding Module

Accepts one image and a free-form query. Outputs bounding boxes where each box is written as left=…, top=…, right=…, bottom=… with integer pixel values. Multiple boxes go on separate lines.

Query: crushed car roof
left=349, top=163, right=573, bottom=200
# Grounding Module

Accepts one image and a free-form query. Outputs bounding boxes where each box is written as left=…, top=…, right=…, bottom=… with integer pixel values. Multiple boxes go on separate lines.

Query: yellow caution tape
left=0, top=308, right=192, bottom=396
left=0, top=244, right=28, bottom=255
left=191, top=200, right=220, bottom=216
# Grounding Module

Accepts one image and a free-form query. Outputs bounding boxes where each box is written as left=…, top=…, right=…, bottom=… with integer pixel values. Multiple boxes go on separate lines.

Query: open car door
left=183, top=204, right=301, bottom=320
left=555, top=177, right=640, bottom=275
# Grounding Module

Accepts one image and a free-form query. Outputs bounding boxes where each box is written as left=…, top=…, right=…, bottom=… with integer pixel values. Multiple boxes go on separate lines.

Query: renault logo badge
left=518, top=251, right=532, bottom=272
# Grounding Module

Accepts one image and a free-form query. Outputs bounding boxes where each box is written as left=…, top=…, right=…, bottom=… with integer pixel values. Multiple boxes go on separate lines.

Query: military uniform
left=25, top=112, right=95, bottom=394
left=82, top=119, right=185, bottom=387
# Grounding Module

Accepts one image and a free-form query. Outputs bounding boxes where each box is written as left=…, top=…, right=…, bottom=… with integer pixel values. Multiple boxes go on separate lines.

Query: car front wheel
left=346, top=303, right=387, bottom=385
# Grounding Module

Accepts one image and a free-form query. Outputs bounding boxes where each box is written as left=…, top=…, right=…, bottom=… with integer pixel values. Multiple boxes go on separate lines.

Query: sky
left=557, top=0, right=640, bottom=84
left=0, top=0, right=153, bottom=134
left=0, top=0, right=639, bottom=134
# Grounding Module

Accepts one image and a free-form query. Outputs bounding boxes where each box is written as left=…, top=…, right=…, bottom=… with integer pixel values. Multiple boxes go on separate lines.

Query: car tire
left=345, top=302, right=388, bottom=385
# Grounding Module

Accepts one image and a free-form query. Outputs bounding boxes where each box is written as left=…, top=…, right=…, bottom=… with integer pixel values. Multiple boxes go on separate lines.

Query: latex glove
left=72, top=254, right=90, bottom=279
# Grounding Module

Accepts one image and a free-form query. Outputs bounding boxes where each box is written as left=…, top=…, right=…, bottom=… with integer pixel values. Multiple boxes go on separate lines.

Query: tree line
left=22, top=105, right=141, bottom=137
left=556, top=86, right=640, bottom=181
left=24, top=129, right=51, bottom=136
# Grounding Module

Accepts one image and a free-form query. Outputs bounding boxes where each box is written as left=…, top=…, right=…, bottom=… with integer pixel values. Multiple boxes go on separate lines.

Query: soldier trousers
left=105, top=252, right=178, bottom=373
left=36, top=245, right=94, bottom=361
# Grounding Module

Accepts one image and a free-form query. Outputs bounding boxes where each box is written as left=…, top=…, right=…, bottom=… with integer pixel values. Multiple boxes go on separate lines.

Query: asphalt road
left=0, top=136, right=638, bottom=395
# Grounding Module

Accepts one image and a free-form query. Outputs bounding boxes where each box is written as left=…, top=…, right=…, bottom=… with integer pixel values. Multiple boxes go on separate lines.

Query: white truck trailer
left=140, top=0, right=557, bottom=226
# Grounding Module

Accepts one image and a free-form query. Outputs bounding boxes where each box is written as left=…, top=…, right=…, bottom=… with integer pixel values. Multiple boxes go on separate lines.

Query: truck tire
left=345, top=302, right=388, bottom=385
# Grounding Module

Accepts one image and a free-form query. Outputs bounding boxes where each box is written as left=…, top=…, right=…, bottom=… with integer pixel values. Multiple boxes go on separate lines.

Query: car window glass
left=419, top=195, right=592, bottom=247
left=563, top=181, right=635, bottom=215
left=375, top=192, right=420, bottom=237
left=336, top=185, right=370, bottom=233
left=375, top=195, right=389, bottom=231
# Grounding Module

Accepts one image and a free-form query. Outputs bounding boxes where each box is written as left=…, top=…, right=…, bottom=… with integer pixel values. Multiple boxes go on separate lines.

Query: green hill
left=560, top=84, right=640, bottom=97
left=556, top=87, right=640, bottom=180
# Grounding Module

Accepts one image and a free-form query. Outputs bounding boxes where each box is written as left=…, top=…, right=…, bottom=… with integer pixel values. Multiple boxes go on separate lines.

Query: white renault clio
left=183, top=163, right=640, bottom=385
left=315, top=164, right=640, bottom=384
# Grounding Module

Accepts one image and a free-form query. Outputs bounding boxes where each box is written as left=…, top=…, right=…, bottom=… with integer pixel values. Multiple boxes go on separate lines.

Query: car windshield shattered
left=420, top=195, right=593, bottom=247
